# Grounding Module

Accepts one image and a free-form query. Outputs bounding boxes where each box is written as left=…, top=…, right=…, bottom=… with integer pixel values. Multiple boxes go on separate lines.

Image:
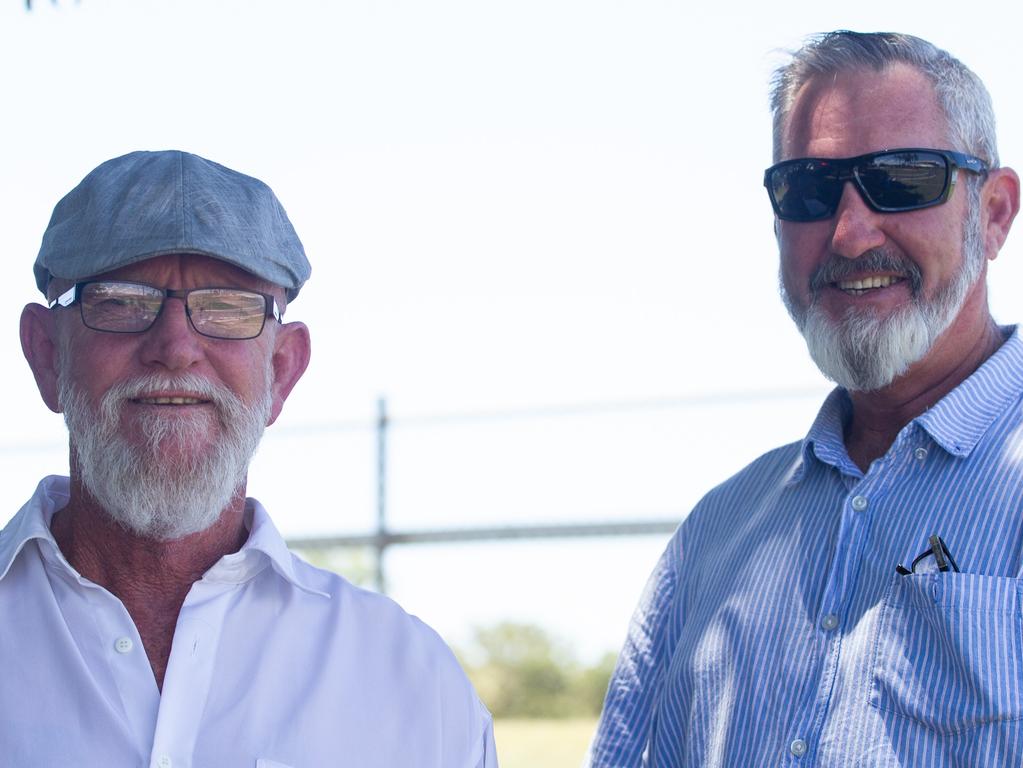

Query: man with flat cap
left=0, top=150, right=497, bottom=767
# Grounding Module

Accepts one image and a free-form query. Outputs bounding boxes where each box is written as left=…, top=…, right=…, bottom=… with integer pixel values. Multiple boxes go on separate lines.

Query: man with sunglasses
left=590, top=32, right=1022, bottom=767
left=0, top=150, right=496, bottom=766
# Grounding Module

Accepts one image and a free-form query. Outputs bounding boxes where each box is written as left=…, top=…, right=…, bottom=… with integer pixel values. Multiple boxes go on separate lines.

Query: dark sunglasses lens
left=857, top=151, right=950, bottom=210
left=188, top=289, right=268, bottom=339
left=81, top=282, right=163, bottom=332
left=769, top=160, right=843, bottom=221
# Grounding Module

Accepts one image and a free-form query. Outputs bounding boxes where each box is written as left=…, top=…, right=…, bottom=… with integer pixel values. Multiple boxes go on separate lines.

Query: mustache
left=99, top=373, right=245, bottom=419
left=809, top=250, right=923, bottom=295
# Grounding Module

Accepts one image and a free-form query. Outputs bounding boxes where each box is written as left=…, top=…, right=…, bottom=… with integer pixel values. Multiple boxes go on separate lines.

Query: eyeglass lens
left=767, top=150, right=952, bottom=221
left=80, top=282, right=270, bottom=339
left=856, top=152, right=949, bottom=208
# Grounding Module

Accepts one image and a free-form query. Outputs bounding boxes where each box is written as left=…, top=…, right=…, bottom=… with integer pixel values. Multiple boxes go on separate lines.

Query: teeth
left=136, top=397, right=205, bottom=405
left=837, top=275, right=899, bottom=292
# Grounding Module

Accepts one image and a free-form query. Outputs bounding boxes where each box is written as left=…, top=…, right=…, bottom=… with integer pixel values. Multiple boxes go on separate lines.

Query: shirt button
left=851, top=495, right=868, bottom=512
left=914, top=447, right=928, bottom=461
left=114, top=637, right=134, bottom=654
left=790, top=738, right=808, bottom=757
left=821, top=613, right=839, bottom=631
left=156, top=757, right=172, bottom=768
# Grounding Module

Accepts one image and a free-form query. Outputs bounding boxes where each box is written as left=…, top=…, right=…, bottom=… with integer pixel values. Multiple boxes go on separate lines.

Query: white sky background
left=1, top=0, right=1021, bottom=663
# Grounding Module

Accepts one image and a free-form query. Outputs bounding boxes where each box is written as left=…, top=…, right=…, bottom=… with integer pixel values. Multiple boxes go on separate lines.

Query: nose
left=829, top=181, right=886, bottom=259
left=138, top=296, right=205, bottom=371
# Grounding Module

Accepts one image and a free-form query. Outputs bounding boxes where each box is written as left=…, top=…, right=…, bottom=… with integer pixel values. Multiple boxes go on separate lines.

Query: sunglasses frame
left=764, top=147, right=989, bottom=222
left=50, top=280, right=282, bottom=340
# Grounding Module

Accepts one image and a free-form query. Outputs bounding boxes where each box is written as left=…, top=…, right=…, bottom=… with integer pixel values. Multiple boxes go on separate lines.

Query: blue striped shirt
left=589, top=326, right=1023, bottom=767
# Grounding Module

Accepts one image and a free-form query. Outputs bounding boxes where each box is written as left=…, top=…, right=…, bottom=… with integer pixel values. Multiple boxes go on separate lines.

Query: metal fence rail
left=288, top=519, right=680, bottom=550
left=287, top=519, right=680, bottom=593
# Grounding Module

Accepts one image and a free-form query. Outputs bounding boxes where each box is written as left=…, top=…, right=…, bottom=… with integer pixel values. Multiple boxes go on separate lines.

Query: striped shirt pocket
left=869, top=572, right=1023, bottom=734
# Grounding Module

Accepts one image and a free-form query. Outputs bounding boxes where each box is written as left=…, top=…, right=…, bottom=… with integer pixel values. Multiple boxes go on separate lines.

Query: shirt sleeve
left=584, top=536, right=682, bottom=767
left=472, top=711, right=498, bottom=767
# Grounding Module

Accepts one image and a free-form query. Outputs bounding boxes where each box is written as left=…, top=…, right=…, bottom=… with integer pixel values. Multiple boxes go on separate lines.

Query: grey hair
left=770, top=31, right=999, bottom=168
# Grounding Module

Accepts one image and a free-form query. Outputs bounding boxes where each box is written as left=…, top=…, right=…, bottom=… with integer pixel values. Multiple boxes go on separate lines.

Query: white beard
left=58, top=368, right=272, bottom=540
left=782, top=198, right=985, bottom=392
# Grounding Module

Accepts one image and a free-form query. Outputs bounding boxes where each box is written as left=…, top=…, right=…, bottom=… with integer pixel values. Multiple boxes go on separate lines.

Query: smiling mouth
left=834, top=274, right=906, bottom=296
left=132, top=396, right=211, bottom=406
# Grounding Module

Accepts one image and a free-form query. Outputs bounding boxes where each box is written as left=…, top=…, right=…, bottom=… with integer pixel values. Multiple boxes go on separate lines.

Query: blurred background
left=2, top=1, right=1021, bottom=764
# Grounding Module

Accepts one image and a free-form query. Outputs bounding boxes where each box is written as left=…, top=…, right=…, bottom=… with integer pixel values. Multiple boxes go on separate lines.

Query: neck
left=844, top=315, right=1005, bottom=472
left=50, top=478, right=249, bottom=690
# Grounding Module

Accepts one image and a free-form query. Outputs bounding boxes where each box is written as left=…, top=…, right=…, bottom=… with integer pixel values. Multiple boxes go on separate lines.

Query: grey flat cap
left=35, top=150, right=311, bottom=301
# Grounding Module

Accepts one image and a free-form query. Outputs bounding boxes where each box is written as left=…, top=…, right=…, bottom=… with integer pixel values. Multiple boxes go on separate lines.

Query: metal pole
left=374, top=397, right=388, bottom=593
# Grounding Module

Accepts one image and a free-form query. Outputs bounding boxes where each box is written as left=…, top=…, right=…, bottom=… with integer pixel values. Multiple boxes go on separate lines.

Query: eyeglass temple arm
left=928, top=534, right=960, bottom=573
left=49, top=283, right=81, bottom=309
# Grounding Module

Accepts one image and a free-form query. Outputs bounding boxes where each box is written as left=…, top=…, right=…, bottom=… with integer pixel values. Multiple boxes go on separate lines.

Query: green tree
left=459, top=622, right=614, bottom=718
left=569, top=651, right=617, bottom=715
left=293, top=545, right=376, bottom=588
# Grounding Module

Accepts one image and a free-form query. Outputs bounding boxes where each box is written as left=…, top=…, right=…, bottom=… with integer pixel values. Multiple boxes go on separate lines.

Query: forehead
left=781, top=63, right=951, bottom=160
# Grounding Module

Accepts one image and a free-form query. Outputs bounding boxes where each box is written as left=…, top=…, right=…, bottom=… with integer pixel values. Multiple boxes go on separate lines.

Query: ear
left=20, top=303, right=62, bottom=413
left=981, top=166, right=1021, bottom=260
left=267, top=320, right=311, bottom=425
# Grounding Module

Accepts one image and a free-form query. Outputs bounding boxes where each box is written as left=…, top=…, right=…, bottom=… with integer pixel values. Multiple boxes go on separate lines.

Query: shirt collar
left=208, top=498, right=330, bottom=598
left=790, top=325, right=1023, bottom=482
left=0, top=476, right=328, bottom=599
left=0, top=475, right=70, bottom=582
left=792, top=388, right=859, bottom=483
left=912, top=325, right=1023, bottom=457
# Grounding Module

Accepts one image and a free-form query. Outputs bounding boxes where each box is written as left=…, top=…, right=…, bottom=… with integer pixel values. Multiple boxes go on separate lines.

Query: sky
left=1, top=0, right=1021, bottom=663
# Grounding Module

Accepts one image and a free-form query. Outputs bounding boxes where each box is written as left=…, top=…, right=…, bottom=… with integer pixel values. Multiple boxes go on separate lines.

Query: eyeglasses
left=764, top=148, right=988, bottom=222
left=895, top=534, right=960, bottom=576
left=50, top=280, right=282, bottom=340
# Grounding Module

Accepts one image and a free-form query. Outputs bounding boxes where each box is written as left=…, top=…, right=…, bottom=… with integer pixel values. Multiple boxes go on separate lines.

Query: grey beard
left=782, top=199, right=985, bottom=392
left=58, top=370, right=272, bottom=540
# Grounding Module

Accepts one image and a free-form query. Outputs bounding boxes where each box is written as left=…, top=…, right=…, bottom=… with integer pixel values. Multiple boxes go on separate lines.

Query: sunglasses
left=764, top=148, right=988, bottom=222
left=50, top=280, right=282, bottom=340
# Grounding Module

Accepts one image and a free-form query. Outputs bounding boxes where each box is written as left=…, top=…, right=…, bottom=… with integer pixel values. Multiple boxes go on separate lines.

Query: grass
left=494, top=717, right=598, bottom=768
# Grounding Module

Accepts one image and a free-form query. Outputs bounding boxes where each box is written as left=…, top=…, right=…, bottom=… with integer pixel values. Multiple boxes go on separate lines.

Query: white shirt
left=0, top=476, right=496, bottom=768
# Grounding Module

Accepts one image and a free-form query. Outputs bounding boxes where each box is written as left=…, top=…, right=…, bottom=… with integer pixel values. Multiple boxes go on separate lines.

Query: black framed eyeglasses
left=764, top=148, right=988, bottom=222
left=50, top=280, right=282, bottom=340
left=895, top=534, right=960, bottom=576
